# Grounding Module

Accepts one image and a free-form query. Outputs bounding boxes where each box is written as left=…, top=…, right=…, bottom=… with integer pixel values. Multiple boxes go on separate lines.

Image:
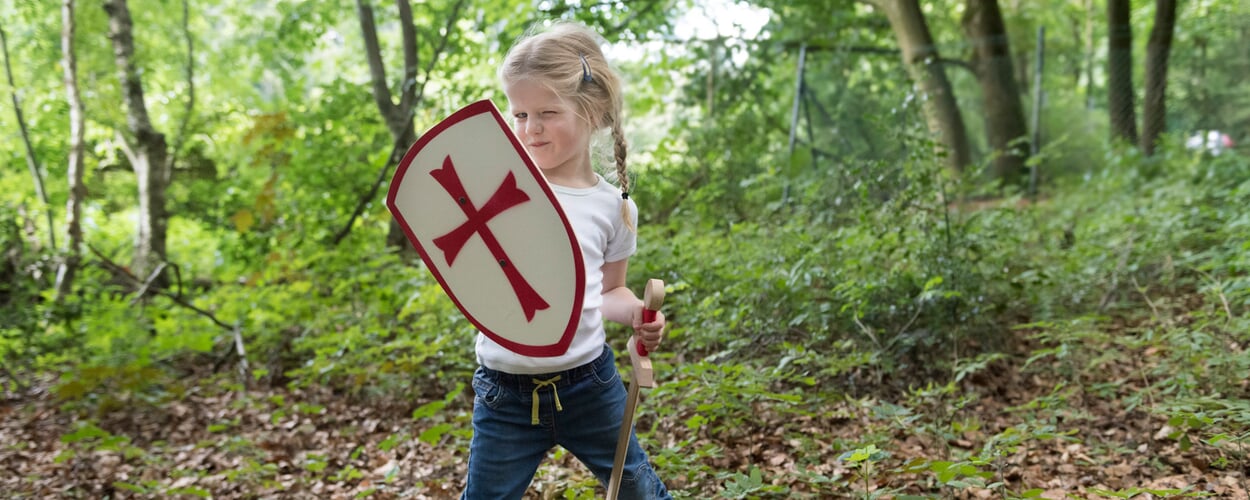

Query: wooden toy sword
left=607, top=279, right=665, bottom=500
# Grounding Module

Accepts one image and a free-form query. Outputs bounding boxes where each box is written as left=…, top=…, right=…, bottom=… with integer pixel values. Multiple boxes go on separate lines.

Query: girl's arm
left=601, top=259, right=666, bottom=352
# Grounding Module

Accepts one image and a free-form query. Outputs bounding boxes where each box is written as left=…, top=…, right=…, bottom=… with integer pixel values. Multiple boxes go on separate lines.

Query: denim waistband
left=480, top=344, right=613, bottom=390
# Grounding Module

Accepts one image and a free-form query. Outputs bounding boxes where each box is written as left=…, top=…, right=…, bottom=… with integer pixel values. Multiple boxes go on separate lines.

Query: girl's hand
left=632, top=307, right=665, bottom=353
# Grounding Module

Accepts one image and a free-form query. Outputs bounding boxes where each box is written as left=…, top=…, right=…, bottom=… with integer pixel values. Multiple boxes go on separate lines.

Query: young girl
left=460, top=23, right=672, bottom=500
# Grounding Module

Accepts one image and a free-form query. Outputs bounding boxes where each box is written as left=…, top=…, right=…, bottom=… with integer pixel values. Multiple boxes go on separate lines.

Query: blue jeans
left=462, top=345, right=671, bottom=500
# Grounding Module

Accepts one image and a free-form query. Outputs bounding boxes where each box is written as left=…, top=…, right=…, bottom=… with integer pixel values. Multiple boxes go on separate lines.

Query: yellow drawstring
left=530, top=376, right=564, bottom=425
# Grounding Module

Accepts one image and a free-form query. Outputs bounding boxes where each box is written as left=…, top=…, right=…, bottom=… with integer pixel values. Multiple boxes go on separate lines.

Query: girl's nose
left=526, top=119, right=543, bottom=135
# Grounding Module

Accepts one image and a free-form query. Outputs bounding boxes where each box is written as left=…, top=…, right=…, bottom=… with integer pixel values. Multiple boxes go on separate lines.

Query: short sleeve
left=603, top=198, right=637, bottom=262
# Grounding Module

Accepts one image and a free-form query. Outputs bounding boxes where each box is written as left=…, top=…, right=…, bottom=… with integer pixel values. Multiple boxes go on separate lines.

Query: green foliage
left=3, top=1, right=1250, bottom=497
left=718, top=465, right=789, bottom=498
left=413, top=382, right=469, bottom=446
left=839, top=444, right=894, bottom=498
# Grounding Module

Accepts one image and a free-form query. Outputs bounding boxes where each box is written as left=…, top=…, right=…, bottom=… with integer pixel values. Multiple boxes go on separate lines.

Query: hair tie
left=621, top=191, right=629, bottom=200
left=580, top=54, right=593, bottom=82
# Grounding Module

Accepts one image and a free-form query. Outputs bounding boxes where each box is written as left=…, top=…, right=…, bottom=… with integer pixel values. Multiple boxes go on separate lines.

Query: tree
left=1140, top=0, right=1178, bottom=156
left=334, top=0, right=469, bottom=250
left=868, top=0, right=973, bottom=172
left=963, top=0, right=1030, bottom=185
left=101, top=0, right=196, bottom=285
left=2, top=26, right=57, bottom=253
left=56, top=0, right=87, bottom=302
left=104, top=0, right=171, bottom=283
left=1107, top=0, right=1137, bottom=144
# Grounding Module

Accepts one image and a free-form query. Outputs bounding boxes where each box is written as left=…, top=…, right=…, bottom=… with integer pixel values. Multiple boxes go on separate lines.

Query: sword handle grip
left=637, top=279, right=665, bottom=357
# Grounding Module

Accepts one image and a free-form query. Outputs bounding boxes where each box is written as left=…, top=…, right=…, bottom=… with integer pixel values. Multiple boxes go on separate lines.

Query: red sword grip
left=637, top=279, right=665, bottom=357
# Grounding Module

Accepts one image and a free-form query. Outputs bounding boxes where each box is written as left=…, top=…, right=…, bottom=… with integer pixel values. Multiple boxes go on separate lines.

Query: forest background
left=1, top=0, right=1248, bottom=498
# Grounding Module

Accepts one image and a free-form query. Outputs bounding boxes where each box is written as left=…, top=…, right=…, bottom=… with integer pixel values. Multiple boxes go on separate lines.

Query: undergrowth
left=2, top=142, right=1248, bottom=497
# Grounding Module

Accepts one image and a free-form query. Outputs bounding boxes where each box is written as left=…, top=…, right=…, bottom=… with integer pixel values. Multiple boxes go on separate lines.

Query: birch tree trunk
left=57, top=0, right=87, bottom=302
left=871, top=0, right=973, bottom=172
left=1140, top=0, right=1178, bottom=156
left=104, top=0, right=170, bottom=284
left=964, top=0, right=1030, bottom=186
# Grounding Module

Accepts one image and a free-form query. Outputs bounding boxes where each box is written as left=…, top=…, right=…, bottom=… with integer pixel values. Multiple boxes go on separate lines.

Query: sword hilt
left=637, top=279, right=665, bottom=357
left=628, top=279, right=664, bottom=388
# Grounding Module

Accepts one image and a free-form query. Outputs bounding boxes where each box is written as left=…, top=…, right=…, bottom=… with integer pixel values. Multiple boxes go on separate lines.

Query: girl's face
left=503, top=79, right=594, bottom=186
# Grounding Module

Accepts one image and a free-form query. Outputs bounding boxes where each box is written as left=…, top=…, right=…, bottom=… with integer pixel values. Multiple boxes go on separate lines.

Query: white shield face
left=387, top=100, right=584, bottom=357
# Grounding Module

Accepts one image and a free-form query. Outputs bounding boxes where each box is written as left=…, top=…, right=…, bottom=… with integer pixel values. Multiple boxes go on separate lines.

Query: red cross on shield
left=387, top=100, right=585, bottom=357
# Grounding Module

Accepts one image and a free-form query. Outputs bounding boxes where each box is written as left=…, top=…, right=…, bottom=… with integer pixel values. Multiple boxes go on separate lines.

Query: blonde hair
left=500, top=22, right=634, bottom=230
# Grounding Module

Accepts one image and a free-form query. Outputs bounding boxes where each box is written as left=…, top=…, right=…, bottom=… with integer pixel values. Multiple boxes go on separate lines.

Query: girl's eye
left=514, top=112, right=528, bottom=119
left=542, top=111, right=557, bottom=116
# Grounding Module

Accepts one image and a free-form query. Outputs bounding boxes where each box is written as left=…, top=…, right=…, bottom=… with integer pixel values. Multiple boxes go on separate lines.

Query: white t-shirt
left=475, top=174, right=638, bottom=374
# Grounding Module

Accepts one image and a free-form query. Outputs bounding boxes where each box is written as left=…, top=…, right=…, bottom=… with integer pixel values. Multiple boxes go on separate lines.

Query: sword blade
left=607, top=376, right=641, bottom=500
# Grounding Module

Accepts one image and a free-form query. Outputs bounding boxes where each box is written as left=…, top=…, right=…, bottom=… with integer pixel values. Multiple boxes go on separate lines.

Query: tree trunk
left=2, top=27, right=58, bottom=253
left=1140, top=0, right=1178, bottom=156
left=1083, top=0, right=1096, bottom=109
left=1107, top=0, right=1138, bottom=144
left=963, top=0, right=1031, bottom=186
left=873, top=0, right=973, bottom=172
left=357, top=0, right=420, bottom=141
left=339, top=0, right=467, bottom=251
left=57, top=0, right=87, bottom=302
left=356, top=0, right=419, bottom=251
left=105, top=0, right=170, bottom=284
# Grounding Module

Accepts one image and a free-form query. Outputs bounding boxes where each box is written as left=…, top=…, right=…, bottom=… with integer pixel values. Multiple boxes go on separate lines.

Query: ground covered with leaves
left=2, top=310, right=1247, bottom=499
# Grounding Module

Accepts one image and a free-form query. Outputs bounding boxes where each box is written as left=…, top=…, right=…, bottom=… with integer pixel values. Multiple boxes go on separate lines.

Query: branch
left=935, top=57, right=977, bottom=76
left=779, top=40, right=976, bottom=75
left=87, top=243, right=233, bottom=331
left=113, top=129, right=136, bottom=165
left=232, top=323, right=249, bottom=386
left=396, top=0, right=418, bottom=114
left=2, top=26, right=57, bottom=251
left=331, top=0, right=469, bottom=246
left=356, top=0, right=399, bottom=125
left=604, top=0, right=661, bottom=39
left=781, top=40, right=898, bottom=56
left=1131, top=276, right=1160, bottom=319
left=166, top=0, right=195, bottom=173
left=330, top=114, right=416, bottom=247
left=415, top=0, right=468, bottom=106
left=1098, top=229, right=1135, bottom=311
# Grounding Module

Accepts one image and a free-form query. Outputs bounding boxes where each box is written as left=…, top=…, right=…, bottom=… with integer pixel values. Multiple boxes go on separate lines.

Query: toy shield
left=386, top=100, right=585, bottom=357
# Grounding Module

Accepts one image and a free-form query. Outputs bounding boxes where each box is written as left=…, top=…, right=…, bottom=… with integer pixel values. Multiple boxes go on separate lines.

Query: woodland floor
left=2, top=335, right=1248, bottom=499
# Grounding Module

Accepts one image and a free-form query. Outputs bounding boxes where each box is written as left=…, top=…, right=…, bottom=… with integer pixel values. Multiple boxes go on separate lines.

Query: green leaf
left=168, top=486, right=212, bottom=498
left=113, top=482, right=148, bottom=493
left=60, top=422, right=109, bottom=444
left=419, top=424, right=453, bottom=445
